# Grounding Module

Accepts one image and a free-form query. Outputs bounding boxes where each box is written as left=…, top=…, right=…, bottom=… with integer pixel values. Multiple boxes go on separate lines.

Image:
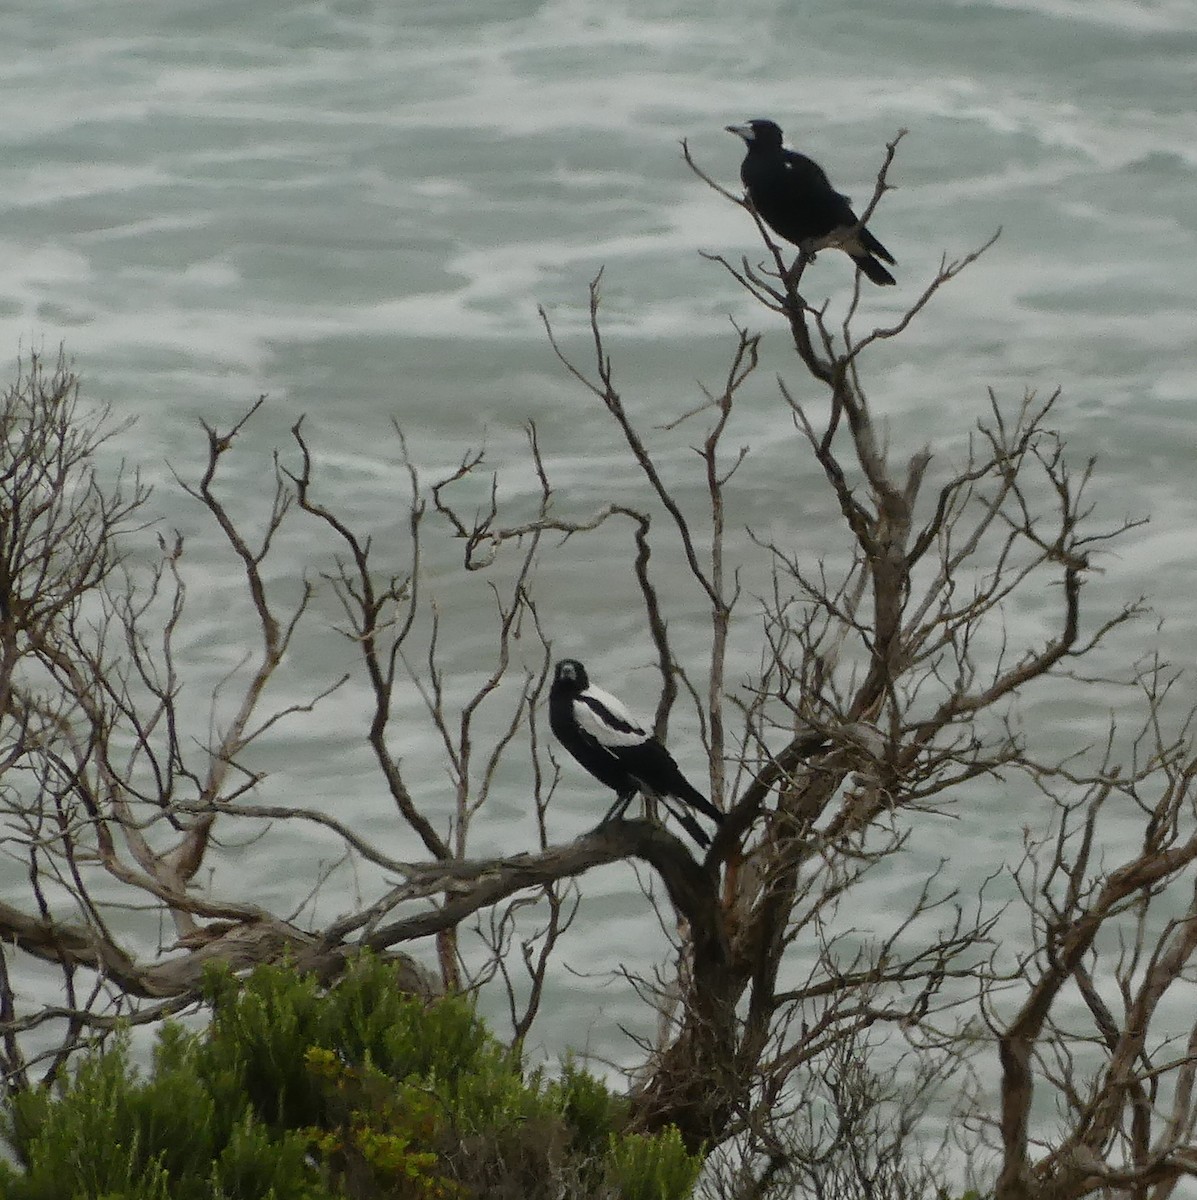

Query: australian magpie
left=549, top=658, right=723, bottom=848
left=725, top=118, right=896, bottom=286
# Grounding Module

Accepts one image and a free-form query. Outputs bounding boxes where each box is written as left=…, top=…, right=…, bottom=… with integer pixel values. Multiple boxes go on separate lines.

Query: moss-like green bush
left=0, top=956, right=701, bottom=1200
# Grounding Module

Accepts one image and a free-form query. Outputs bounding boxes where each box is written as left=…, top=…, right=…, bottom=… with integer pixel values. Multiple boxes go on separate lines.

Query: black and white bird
left=725, top=118, right=896, bottom=286
left=549, top=659, right=723, bottom=849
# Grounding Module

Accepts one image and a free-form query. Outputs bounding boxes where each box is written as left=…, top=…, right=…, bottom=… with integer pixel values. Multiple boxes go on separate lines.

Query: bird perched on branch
left=549, top=658, right=723, bottom=849
left=725, top=118, right=896, bottom=286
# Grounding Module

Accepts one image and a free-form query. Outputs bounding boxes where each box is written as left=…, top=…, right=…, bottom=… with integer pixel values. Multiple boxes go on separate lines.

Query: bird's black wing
left=784, top=153, right=864, bottom=232
left=745, top=148, right=856, bottom=246
left=784, top=151, right=895, bottom=264
left=778, top=146, right=835, bottom=191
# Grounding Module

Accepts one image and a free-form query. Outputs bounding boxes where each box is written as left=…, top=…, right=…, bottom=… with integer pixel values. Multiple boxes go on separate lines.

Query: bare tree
left=0, top=137, right=1193, bottom=1200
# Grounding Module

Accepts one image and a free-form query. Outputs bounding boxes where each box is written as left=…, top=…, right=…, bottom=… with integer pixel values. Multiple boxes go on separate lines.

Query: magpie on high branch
left=726, top=117, right=896, bottom=286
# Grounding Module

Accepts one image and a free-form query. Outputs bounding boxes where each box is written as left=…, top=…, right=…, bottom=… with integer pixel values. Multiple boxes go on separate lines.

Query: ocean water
left=3, top=0, right=1197, bottom=1169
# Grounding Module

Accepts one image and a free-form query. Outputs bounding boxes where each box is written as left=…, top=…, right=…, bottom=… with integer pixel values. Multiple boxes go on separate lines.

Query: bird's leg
left=784, top=244, right=816, bottom=290
left=599, top=790, right=637, bottom=826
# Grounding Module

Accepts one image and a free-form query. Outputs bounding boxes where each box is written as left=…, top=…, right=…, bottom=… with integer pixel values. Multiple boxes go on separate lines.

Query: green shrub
left=0, top=956, right=701, bottom=1199
left=606, top=1127, right=703, bottom=1200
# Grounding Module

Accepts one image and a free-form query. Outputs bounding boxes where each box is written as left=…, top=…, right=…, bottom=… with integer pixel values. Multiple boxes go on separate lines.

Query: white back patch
left=573, top=686, right=649, bottom=748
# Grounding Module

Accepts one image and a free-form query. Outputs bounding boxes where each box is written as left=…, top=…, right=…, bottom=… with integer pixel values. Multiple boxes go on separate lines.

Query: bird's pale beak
left=725, top=123, right=753, bottom=141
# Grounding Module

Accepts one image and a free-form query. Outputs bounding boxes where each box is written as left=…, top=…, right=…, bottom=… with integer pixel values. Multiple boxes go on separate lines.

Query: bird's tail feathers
left=860, top=225, right=896, bottom=265
left=660, top=801, right=712, bottom=849
left=851, top=252, right=897, bottom=286
left=669, top=780, right=724, bottom=826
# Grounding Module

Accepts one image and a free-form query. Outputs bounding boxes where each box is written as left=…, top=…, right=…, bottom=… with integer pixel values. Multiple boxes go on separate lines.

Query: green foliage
left=0, top=1034, right=323, bottom=1200
left=300, top=1046, right=458, bottom=1199
left=606, top=1127, right=704, bottom=1200
left=554, top=1056, right=630, bottom=1157
left=0, top=956, right=700, bottom=1200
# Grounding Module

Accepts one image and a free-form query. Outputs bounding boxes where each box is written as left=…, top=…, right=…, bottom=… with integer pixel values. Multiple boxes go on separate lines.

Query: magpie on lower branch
left=549, top=658, right=723, bottom=849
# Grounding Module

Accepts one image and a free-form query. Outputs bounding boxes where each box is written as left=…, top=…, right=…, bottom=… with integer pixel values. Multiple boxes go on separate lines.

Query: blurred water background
left=3, top=0, right=1196, bottom=1169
